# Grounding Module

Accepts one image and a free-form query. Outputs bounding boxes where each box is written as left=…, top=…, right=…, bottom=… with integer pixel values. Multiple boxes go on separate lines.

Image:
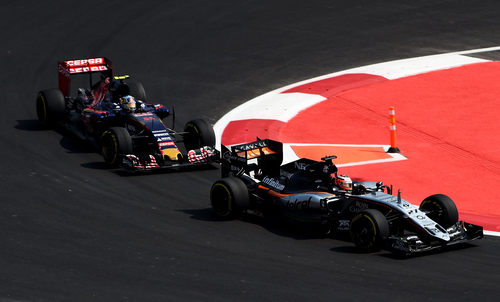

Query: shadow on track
left=179, top=207, right=359, bottom=244
left=15, top=119, right=45, bottom=131
left=180, top=207, right=482, bottom=258
left=16, top=119, right=96, bottom=154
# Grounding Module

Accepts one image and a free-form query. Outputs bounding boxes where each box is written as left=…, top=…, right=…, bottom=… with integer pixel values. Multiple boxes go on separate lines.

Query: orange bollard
left=387, top=106, right=400, bottom=153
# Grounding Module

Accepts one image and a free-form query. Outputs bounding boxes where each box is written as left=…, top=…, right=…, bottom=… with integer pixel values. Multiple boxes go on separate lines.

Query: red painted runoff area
left=222, top=62, right=500, bottom=231
left=221, top=119, right=285, bottom=146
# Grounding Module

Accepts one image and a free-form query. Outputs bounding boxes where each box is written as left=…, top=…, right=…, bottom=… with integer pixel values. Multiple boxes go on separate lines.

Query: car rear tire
left=126, top=81, right=147, bottom=102
left=350, top=209, right=389, bottom=252
left=419, top=194, right=459, bottom=228
left=36, top=88, right=65, bottom=126
left=101, top=127, right=133, bottom=166
left=183, top=119, right=216, bottom=151
left=210, top=177, right=249, bottom=219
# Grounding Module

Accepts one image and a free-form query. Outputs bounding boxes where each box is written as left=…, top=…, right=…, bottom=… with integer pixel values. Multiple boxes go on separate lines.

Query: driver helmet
left=120, top=95, right=136, bottom=111
left=335, top=175, right=353, bottom=191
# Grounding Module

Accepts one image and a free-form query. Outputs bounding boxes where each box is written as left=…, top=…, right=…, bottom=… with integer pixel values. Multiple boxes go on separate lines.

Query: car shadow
left=374, top=241, right=481, bottom=260
left=179, top=207, right=480, bottom=258
left=16, top=119, right=96, bottom=154
left=177, top=208, right=222, bottom=222
left=80, top=162, right=109, bottom=170
left=15, top=119, right=45, bottom=131
left=112, top=163, right=219, bottom=177
left=59, top=135, right=96, bottom=154
left=179, top=207, right=346, bottom=241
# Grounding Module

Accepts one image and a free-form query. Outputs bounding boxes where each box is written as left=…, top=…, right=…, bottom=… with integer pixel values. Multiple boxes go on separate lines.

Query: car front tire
left=101, top=127, right=133, bottom=166
left=350, top=209, right=389, bottom=252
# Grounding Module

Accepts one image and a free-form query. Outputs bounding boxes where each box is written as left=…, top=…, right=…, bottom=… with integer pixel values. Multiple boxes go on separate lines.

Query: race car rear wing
left=221, top=139, right=283, bottom=177
left=58, top=57, right=113, bottom=96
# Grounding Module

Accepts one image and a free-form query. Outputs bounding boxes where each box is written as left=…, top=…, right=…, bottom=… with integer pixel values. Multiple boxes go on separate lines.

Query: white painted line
left=484, top=230, right=500, bottom=237
left=345, top=54, right=487, bottom=80
left=287, top=143, right=400, bottom=147
left=214, top=93, right=325, bottom=123
left=452, top=45, right=500, bottom=55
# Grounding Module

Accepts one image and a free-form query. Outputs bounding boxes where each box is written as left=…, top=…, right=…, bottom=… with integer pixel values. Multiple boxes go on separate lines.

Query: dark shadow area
left=180, top=207, right=481, bottom=258
left=377, top=242, right=481, bottom=260
left=16, top=119, right=96, bottom=154
left=59, top=135, right=95, bottom=154
left=114, top=162, right=219, bottom=177
left=330, top=245, right=368, bottom=255
left=179, top=207, right=345, bottom=242
left=177, top=208, right=222, bottom=222
left=80, top=162, right=109, bottom=170
left=15, top=119, right=45, bottom=131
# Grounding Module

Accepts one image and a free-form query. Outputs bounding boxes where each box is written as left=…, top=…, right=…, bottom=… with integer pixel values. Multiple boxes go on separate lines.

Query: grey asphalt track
left=2, top=1, right=500, bottom=301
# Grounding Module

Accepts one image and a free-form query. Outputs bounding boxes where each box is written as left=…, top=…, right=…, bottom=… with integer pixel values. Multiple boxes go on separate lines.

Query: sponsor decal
left=231, top=154, right=247, bottom=163
left=349, top=201, right=369, bottom=213
left=58, top=63, right=70, bottom=78
left=69, top=65, right=107, bottom=74
left=286, top=198, right=311, bottom=210
left=158, top=142, right=176, bottom=147
left=236, top=141, right=269, bottom=151
left=65, top=58, right=104, bottom=67
left=294, top=162, right=309, bottom=170
left=338, top=220, right=350, bottom=231
left=262, top=176, right=285, bottom=191
left=223, top=150, right=247, bottom=163
left=156, top=137, right=173, bottom=142
left=154, top=132, right=170, bottom=137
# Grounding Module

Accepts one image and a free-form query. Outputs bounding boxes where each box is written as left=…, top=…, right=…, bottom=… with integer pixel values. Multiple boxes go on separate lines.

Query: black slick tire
left=36, top=88, right=65, bottom=126
left=350, top=209, right=390, bottom=252
left=419, top=194, right=459, bottom=228
left=126, top=81, right=147, bottom=102
left=210, top=177, right=249, bottom=219
left=100, top=127, right=133, bottom=166
left=183, top=119, right=216, bottom=151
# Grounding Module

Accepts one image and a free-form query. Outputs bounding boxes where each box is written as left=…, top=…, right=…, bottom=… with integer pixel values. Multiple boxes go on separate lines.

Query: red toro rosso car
left=36, top=57, right=218, bottom=171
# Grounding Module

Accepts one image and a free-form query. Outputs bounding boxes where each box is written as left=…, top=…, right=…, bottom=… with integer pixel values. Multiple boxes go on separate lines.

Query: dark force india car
left=36, top=57, right=218, bottom=171
left=210, top=139, right=483, bottom=255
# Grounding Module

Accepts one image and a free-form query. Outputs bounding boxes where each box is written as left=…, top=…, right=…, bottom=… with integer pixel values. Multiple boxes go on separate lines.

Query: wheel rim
left=211, top=183, right=232, bottom=217
left=421, top=200, right=444, bottom=224
left=351, top=215, right=377, bottom=249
